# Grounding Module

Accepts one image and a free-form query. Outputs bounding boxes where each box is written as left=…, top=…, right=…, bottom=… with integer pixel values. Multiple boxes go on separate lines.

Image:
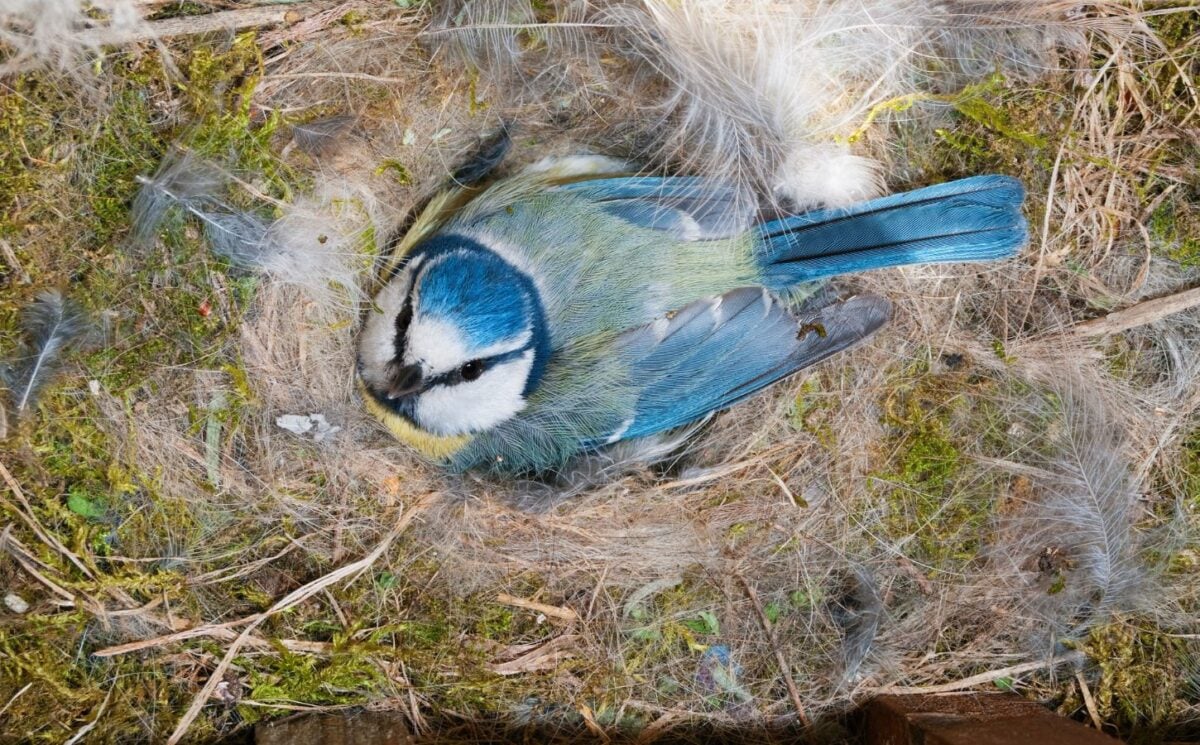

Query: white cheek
left=414, top=351, right=533, bottom=435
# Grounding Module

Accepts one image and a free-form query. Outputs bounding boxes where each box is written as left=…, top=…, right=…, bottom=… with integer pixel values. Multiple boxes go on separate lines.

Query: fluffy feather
left=288, top=114, right=359, bottom=159
left=431, top=0, right=1143, bottom=208
left=989, top=383, right=1151, bottom=647
left=132, top=151, right=379, bottom=307
left=1, top=289, right=88, bottom=418
left=0, top=0, right=145, bottom=73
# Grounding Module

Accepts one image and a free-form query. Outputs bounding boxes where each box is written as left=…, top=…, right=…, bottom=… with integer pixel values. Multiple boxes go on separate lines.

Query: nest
left=1, top=1, right=1198, bottom=742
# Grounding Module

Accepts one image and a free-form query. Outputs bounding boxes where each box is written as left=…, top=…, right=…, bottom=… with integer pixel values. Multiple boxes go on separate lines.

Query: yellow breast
left=358, top=379, right=470, bottom=460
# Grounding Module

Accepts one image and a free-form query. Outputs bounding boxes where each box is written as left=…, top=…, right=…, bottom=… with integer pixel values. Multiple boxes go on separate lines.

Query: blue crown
left=408, top=234, right=552, bottom=396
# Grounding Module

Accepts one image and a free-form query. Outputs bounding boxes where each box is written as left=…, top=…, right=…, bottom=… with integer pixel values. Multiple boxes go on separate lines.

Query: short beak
left=385, top=363, right=424, bottom=400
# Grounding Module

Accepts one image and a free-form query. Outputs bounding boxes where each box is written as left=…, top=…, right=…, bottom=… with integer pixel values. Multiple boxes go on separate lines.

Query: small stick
left=92, top=617, right=253, bottom=657
left=0, top=526, right=76, bottom=605
left=658, top=458, right=761, bottom=490
left=63, top=689, right=112, bottom=745
left=0, top=682, right=32, bottom=720
left=166, top=494, right=435, bottom=745
left=636, top=710, right=681, bottom=744
left=875, top=651, right=1087, bottom=694
left=1073, top=285, right=1200, bottom=337
left=577, top=704, right=611, bottom=744
left=1075, top=671, right=1104, bottom=731
left=495, top=593, right=579, bottom=621
left=72, top=2, right=336, bottom=47
left=735, top=573, right=811, bottom=728
left=0, top=239, right=30, bottom=284
left=0, top=460, right=96, bottom=580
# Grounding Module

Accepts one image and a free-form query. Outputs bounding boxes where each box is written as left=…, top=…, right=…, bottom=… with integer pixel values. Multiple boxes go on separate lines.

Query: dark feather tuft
left=451, top=124, right=513, bottom=187
left=289, top=114, right=358, bottom=158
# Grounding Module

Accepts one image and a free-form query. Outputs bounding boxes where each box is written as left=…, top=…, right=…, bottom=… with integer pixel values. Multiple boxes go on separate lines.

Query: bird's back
left=440, top=180, right=760, bottom=346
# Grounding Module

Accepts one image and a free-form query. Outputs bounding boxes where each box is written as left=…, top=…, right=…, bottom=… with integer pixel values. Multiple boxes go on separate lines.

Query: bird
left=357, top=156, right=1026, bottom=476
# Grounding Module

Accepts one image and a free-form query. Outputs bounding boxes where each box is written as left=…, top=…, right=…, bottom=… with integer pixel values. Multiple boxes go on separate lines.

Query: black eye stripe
left=392, top=294, right=414, bottom=357
left=423, top=346, right=534, bottom=389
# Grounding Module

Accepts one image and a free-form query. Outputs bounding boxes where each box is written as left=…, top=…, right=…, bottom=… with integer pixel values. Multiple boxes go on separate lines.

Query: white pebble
left=5, top=593, right=29, bottom=614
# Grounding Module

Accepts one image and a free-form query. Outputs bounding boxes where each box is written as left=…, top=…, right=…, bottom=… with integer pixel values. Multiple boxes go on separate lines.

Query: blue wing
left=599, top=289, right=892, bottom=444
left=555, top=176, right=751, bottom=240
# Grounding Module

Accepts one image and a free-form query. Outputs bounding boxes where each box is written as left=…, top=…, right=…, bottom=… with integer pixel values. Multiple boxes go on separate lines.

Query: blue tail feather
left=756, top=175, right=1026, bottom=289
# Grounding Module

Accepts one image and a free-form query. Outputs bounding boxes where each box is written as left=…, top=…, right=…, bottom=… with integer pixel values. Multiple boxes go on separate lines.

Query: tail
left=755, top=175, right=1026, bottom=290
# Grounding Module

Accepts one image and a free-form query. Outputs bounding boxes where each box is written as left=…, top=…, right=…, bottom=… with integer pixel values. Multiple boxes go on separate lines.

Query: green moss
left=1147, top=193, right=1200, bottom=267
left=1072, top=621, right=1189, bottom=743
left=80, top=88, right=165, bottom=244
left=873, top=361, right=998, bottom=572
left=788, top=375, right=836, bottom=448
left=1146, top=8, right=1200, bottom=49
left=0, top=41, right=290, bottom=742
left=180, top=32, right=298, bottom=203
left=240, top=644, right=391, bottom=723
left=0, top=78, right=55, bottom=240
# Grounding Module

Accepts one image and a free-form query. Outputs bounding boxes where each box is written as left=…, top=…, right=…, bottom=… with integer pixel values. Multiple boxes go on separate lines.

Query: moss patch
left=871, top=360, right=999, bottom=571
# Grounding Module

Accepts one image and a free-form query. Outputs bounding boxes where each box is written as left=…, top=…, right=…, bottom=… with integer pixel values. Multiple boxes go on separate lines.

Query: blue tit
left=357, top=158, right=1026, bottom=475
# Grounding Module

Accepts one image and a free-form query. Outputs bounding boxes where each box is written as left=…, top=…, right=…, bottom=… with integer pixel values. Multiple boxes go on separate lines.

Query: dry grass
left=1, top=1, right=1199, bottom=743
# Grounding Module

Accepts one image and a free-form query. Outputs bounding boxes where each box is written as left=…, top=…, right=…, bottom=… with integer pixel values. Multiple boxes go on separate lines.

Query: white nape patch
left=357, top=256, right=425, bottom=390
left=405, top=315, right=531, bottom=376
left=605, top=417, right=635, bottom=445
left=772, top=143, right=883, bottom=210
left=415, top=350, right=534, bottom=435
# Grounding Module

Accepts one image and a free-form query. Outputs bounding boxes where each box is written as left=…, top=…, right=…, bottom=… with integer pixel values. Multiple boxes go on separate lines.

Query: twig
left=63, top=688, right=112, bottom=745
left=72, top=2, right=336, bottom=46
left=0, top=239, right=30, bottom=284
left=0, top=682, right=32, bottom=720
left=1073, top=285, right=1200, bottom=337
left=577, top=704, right=611, bottom=744
left=263, top=71, right=409, bottom=84
left=0, top=460, right=95, bottom=580
left=188, top=538, right=303, bottom=585
left=735, top=573, right=811, bottom=729
left=235, top=700, right=358, bottom=712
left=92, top=617, right=254, bottom=657
left=166, top=494, right=436, bottom=745
left=874, top=651, right=1086, bottom=694
left=94, top=619, right=331, bottom=656
left=971, top=456, right=1059, bottom=481
left=398, top=660, right=426, bottom=734
left=636, top=710, right=681, bottom=744
left=0, top=526, right=76, bottom=605
left=1075, top=671, right=1103, bottom=731
left=495, top=593, right=579, bottom=621
left=658, top=459, right=762, bottom=490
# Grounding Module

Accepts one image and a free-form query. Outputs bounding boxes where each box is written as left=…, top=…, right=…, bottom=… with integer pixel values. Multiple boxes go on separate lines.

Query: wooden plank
left=255, top=710, right=413, bottom=745
left=863, top=693, right=1121, bottom=745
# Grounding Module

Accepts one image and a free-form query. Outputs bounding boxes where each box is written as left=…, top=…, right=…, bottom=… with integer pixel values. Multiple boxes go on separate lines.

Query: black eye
left=460, top=359, right=485, bottom=381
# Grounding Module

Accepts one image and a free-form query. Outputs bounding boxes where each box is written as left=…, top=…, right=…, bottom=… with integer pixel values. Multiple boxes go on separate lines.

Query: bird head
left=358, top=236, right=549, bottom=439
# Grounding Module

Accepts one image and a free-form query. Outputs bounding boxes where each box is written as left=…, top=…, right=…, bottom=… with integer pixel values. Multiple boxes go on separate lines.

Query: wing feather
left=611, top=289, right=891, bottom=441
